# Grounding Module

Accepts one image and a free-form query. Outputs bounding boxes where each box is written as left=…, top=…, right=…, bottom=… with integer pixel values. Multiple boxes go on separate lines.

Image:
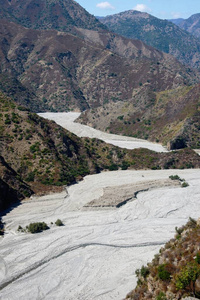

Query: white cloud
left=96, top=2, right=115, bottom=10
left=133, top=4, right=152, bottom=13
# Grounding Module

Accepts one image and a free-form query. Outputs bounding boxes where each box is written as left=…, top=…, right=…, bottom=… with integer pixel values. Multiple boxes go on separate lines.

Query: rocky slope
left=126, top=217, right=200, bottom=299
left=0, top=18, right=196, bottom=112
left=78, top=83, right=200, bottom=149
left=99, top=10, right=200, bottom=69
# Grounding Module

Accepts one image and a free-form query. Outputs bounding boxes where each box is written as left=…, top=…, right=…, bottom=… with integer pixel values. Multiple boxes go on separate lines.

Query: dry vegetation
left=79, top=84, right=200, bottom=149
left=126, top=217, right=200, bottom=300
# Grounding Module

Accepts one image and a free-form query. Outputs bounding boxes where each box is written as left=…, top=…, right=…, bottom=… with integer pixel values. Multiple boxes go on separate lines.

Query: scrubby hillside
left=126, top=217, right=200, bottom=299
left=79, top=84, right=200, bottom=149
left=0, top=0, right=106, bottom=33
left=99, top=10, right=200, bottom=69
left=0, top=18, right=196, bottom=112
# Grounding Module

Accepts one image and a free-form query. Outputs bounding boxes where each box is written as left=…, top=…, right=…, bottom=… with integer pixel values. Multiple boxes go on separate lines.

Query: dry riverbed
left=0, top=113, right=199, bottom=300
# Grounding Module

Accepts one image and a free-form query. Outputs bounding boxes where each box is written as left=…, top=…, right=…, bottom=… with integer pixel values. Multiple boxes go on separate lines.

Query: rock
left=182, top=297, right=199, bottom=300
left=195, top=277, right=200, bottom=295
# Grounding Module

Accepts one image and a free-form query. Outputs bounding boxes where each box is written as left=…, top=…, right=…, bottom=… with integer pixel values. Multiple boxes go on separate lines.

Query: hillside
left=99, top=10, right=200, bottom=69
left=177, top=13, right=200, bottom=39
left=0, top=19, right=196, bottom=113
left=0, top=0, right=106, bottom=33
left=1, top=92, right=200, bottom=212
left=126, top=217, right=200, bottom=299
left=78, top=83, right=200, bottom=149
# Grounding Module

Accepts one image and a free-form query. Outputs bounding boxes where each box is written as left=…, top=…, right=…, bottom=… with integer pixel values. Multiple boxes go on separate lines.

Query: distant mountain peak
left=99, top=10, right=200, bottom=69
left=176, top=13, right=200, bottom=38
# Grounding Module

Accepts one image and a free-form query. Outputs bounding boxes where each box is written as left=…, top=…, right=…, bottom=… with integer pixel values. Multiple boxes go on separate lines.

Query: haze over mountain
left=176, top=13, right=200, bottom=39
left=168, top=18, right=184, bottom=26
left=98, top=10, right=200, bottom=69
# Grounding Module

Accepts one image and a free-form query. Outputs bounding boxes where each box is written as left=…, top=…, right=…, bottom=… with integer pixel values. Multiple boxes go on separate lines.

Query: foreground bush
left=55, top=219, right=64, bottom=226
left=27, top=222, right=49, bottom=233
left=126, top=217, right=200, bottom=299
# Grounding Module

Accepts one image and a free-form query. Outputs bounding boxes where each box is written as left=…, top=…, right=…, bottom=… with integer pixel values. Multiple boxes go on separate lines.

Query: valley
left=1, top=0, right=200, bottom=299
left=38, top=112, right=168, bottom=152
left=0, top=115, right=200, bottom=299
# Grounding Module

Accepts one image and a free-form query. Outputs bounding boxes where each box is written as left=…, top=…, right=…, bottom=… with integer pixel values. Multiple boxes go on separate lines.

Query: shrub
left=27, top=222, right=49, bottom=234
left=175, top=262, right=200, bottom=291
left=17, top=225, right=23, bottom=231
left=175, top=226, right=184, bottom=235
left=135, top=265, right=149, bottom=279
left=55, top=219, right=64, bottom=226
left=169, top=175, right=181, bottom=181
left=25, top=172, right=35, bottom=182
left=121, top=161, right=130, bottom=170
left=186, top=217, right=197, bottom=228
left=140, top=266, right=150, bottom=278
left=158, top=264, right=171, bottom=281
left=108, top=164, right=118, bottom=171
left=156, top=292, right=167, bottom=300
left=195, top=253, right=200, bottom=264
left=181, top=181, right=189, bottom=188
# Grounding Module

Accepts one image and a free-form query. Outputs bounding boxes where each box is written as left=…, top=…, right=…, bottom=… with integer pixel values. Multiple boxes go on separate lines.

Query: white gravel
left=1, top=169, right=200, bottom=300
left=0, top=113, right=199, bottom=300
left=38, top=112, right=168, bottom=152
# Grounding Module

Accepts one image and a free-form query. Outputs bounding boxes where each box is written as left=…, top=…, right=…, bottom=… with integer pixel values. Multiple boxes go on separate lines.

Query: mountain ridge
left=98, top=10, right=200, bottom=69
left=177, top=13, right=200, bottom=38
left=0, top=18, right=196, bottom=113
left=0, top=0, right=107, bottom=33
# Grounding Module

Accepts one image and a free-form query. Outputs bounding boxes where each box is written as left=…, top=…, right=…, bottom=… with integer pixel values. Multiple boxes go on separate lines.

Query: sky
left=75, top=0, right=200, bottom=19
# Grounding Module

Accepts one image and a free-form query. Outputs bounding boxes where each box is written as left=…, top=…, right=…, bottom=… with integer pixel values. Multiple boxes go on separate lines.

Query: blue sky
left=76, top=0, right=200, bottom=19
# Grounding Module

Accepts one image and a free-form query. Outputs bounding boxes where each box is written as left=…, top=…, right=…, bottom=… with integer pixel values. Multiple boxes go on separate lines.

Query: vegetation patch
left=18, top=222, right=49, bottom=234
left=55, top=219, right=64, bottom=226
left=126, top=217, right=200, bottom=299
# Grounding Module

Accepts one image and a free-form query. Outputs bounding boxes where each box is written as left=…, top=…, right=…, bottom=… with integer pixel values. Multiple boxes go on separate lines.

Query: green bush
left=169, top=175, right=181, bottom=181
left=108, top=164, right=118, bottom=171
left=25, top=172, right=35, bottom=182
left=55, top=219, right=64, bottom=226
left=181, top=181, right=189, bottom=188
left=121, top=161, right=130, bottom=170
left=195, top=253, right=200, bottom=264
left=156, top=292, right=167, bottom=300
left=135, top=265, right=149, bottom=279
left=158, top=264, right=171, bottom=281
left=140, top=266, right=150, bottom=278
left=175, top=262, right=200, bottom=291
left=27, top=222, right=49, bottom=234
